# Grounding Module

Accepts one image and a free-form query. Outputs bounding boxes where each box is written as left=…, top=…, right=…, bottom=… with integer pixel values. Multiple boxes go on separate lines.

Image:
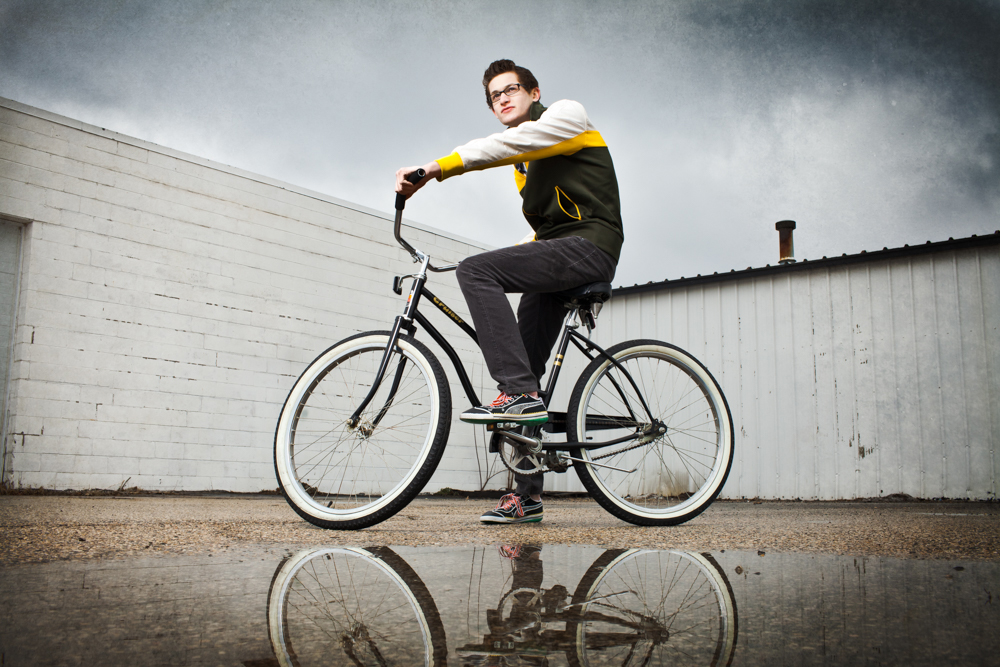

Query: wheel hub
left=636, top=420, right=667, bottom=445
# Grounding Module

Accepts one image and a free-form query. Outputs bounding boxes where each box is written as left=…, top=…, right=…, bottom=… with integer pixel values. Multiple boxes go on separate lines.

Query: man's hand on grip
left=394, top=162, right=442, bottom=200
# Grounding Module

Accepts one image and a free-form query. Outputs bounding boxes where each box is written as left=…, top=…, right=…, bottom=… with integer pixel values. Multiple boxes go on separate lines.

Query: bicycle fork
left=347, top=255, right=431, bottom=431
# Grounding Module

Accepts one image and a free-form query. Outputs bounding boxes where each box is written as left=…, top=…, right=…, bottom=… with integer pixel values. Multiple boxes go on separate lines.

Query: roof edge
left=0, top=96, right=493, bottom=251
left=614, top=231, right=1000, bottom=296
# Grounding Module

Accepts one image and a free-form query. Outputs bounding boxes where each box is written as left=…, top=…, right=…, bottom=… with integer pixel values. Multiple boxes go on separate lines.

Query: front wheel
left=567, top=339, right=734, bottom=526
left=267, top=546, right=449, bottom=666
left=274, top=331, right=451, bottom=529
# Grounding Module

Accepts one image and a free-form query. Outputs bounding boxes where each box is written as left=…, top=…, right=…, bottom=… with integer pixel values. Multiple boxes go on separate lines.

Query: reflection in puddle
left=0, top=545, right=997, bottom=666
left=270, top=546, right=449, bottom=666
left=269, top=546, right=736, bottom=666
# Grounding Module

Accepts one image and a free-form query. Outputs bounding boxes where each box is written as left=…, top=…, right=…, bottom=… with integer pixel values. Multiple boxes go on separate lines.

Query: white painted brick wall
left=0, top=97, right=502, bottom=493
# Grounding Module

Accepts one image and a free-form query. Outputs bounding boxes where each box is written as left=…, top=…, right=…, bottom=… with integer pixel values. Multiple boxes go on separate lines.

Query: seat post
left=540, top=312, right=578, bottom=402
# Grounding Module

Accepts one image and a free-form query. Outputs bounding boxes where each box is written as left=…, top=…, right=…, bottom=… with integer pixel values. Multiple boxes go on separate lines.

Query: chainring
left=494, top=428, right=567, bottom=476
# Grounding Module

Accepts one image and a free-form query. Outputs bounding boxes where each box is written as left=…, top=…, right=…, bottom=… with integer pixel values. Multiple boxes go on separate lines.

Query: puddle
left=0, top=545, right=997, bottom=666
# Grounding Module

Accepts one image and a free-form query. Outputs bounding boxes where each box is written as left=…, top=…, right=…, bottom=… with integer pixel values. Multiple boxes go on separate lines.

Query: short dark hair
left=482, top=59, right=539, bottom=108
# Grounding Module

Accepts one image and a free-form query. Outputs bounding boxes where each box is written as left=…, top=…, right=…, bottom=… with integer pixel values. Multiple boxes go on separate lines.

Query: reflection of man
left=457, top=544, right=570, bottom=667
left=499, top=543, right=544, bottom=594
left=396, top=59, right=623, bottom=525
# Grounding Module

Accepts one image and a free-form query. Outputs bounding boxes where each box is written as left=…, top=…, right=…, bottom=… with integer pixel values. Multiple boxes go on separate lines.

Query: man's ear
left=531, top=87, right=541, bottom=102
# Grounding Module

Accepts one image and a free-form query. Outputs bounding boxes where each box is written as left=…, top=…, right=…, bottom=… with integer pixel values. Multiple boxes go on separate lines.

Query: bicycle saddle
left=553, top=281, right=613, bottom=307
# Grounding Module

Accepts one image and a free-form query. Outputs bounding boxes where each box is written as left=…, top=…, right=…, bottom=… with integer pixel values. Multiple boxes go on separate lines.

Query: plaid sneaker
left=496, top=544, right=542, bottom=560
left=496, top=544, right=524, bottom=559
left=461, top=393, right=548, bottom=424
left=480, top=493, right=543, bottom=524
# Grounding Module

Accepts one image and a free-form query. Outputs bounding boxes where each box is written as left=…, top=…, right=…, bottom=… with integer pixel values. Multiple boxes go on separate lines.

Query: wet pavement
left=1, top=496, right=999, bottom=665
left=4, top=496, right=1000, bottom=563
left=1, top=543, right=997, bottom=666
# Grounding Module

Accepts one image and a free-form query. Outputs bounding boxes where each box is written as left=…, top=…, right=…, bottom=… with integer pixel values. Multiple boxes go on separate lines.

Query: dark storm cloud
left=1, top=1, right=164, bottom=105
left=683, top=0, right=1000, bottom=202
left=1, top=0, right=997, bottom=285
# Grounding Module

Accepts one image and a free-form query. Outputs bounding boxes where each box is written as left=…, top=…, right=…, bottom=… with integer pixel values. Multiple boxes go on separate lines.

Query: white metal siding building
left=596, top=238, right=999, bottom=500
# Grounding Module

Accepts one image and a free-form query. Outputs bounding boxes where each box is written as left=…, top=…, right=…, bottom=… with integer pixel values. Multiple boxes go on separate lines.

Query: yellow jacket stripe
left=435, top=100, right=606, bottom=180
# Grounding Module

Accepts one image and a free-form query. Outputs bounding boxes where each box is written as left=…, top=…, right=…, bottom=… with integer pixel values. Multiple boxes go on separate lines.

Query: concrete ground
left=2, top=494, right=998, bottom=565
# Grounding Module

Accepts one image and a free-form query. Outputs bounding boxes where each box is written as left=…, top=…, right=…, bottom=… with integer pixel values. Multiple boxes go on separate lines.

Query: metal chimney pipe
left=776, top=220, right=796, bottom=264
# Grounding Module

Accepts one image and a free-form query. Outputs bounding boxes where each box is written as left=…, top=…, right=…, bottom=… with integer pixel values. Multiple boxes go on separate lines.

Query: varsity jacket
left=435, top=100, right=624, bottom=262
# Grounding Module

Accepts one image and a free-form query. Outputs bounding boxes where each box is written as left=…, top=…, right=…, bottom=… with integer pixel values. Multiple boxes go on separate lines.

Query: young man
left=395, top=60, right=623, bottom=524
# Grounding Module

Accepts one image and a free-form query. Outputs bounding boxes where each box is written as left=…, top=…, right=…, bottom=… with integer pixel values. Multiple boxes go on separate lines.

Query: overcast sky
left=2, top=0, right=998, bottom=287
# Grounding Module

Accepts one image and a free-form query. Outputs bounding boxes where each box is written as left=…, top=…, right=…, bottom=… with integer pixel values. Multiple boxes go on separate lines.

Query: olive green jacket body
left=435, top=100, right=624, bottom=261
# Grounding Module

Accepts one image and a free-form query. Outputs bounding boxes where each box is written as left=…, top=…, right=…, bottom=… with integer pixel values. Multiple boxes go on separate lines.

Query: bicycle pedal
left=486, top=422, right=520, bottom=432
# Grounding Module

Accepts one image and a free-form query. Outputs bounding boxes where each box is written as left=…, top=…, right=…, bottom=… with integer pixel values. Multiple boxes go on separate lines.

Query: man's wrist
left=423, top=161, right=443, bottom=180
left=433, top=153, right=464, bottom=181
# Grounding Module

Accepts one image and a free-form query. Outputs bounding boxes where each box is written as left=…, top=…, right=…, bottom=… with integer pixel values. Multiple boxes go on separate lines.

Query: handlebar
left=393, top=168, right=458, bottom=273
left=394, top=168, right=425, bottom=211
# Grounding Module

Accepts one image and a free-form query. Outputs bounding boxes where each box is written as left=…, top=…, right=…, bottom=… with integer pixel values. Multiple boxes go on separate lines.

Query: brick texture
left=0, top=98, right=505, bottom=493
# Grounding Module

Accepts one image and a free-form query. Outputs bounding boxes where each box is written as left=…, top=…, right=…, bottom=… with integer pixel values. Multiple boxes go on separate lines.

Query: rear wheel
left=567, top=339, right=734, bottom=526
left=274, top=331, right=451, bottom=529
left=568, top=549, right=738, bottom=667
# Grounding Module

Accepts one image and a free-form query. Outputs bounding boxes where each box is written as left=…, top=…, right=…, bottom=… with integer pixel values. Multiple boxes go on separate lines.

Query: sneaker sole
left=480, top=514, right=543, bottom=524
left=460, top=413, right=548, bottom=425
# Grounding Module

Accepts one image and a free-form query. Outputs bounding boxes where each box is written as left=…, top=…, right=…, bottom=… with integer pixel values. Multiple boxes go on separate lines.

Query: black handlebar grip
left=395, top=168, right=428, bottom=211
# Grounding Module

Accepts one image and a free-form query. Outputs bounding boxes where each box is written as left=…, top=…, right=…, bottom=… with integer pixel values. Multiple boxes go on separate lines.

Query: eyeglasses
left=490, top=83, right=526, bottom=104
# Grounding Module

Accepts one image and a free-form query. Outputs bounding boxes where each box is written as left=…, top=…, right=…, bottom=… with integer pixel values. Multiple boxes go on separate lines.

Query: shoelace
left=494, top=492, right=525, bottom=517
left=489, top=392, right=515, bottom=407
left=496, top=544, right=522, bottom=559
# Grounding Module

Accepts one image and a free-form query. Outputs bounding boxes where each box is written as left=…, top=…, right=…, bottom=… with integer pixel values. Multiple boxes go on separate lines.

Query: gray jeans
left=456, top=236, right=617, bottom=497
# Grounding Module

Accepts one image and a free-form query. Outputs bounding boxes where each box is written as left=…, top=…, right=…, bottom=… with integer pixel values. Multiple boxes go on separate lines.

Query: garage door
left=0, top=218, right=22, bottom=484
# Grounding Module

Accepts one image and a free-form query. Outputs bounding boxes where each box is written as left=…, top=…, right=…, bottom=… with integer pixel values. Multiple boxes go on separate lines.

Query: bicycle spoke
left=273, top=548, right=440, bottom=666
left=569, top=342, right=732, bottom=524
left=275, top=333, right=450, bottom=526
left=575, top=550, right=735, bottom=667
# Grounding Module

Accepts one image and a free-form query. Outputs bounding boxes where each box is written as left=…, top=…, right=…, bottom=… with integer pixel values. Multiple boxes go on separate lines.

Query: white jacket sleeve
left=435, top=100, right=607, bottom=180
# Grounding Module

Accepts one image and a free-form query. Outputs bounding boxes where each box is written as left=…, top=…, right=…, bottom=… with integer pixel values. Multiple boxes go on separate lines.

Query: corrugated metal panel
left=596, top=245, right=999, bottom=500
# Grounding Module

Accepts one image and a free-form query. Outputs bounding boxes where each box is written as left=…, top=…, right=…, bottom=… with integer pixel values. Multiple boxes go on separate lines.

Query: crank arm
left=492, top=426, right=543, bottom=454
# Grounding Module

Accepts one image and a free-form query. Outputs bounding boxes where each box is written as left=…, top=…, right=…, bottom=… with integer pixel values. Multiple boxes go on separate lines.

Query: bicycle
left=265, top=545, right=738, bottom=667
left=460, top=547, right=738, bottom=667
left=273, top=169, right=735, bottom=529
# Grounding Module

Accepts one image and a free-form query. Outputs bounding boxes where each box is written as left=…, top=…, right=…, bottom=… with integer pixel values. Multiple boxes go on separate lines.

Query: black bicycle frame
left=347, top=268, right=659, bottom=451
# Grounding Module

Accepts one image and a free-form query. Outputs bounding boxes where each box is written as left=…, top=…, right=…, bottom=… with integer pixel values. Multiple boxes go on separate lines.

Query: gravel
left=2, top=495, right=997, bottom=565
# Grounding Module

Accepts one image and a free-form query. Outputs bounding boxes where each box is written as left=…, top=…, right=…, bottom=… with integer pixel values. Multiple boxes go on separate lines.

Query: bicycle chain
left=496, top=430, right=663, bottom=473
left=589, top=434, right=662, bottom=461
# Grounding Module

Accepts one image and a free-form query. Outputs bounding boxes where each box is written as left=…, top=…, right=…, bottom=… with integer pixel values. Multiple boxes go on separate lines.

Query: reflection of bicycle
left=267, top=546, right=448, bottom=667
left=459, top=547, right=737, bottom=667
left=568, top=550, right=737, bottom=667
left=266, top=545, right=737, bottom=667
left=274, top=171, right=735, bottom=529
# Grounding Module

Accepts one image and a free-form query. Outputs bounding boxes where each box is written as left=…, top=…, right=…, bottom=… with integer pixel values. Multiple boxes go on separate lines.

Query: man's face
left=489, top=72, right=540, bottom=128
